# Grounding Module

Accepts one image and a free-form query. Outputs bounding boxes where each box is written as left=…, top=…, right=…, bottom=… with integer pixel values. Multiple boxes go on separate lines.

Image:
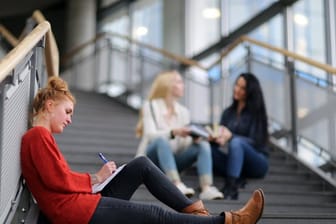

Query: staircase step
left=56, top=89, right=336, bottom=223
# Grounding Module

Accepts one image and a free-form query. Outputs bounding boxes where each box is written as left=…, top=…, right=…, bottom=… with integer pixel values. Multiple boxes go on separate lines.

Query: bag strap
left=149, top=101, right=159, bottom=129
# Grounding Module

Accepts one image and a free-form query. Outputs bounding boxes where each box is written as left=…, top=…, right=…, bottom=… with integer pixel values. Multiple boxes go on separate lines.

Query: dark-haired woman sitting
left=211, top=73, right=269, bottom=200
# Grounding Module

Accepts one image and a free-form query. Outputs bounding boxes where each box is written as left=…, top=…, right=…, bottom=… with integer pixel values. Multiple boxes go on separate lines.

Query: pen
left=98, top=152, right=109, bottom=163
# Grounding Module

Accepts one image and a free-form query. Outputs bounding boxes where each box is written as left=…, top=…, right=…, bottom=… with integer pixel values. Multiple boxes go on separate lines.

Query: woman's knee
left=152, top=137, right=171, bottom=150
left=131, top=156, right=153, bottom=168
left=227, top=137, right=246, bottom=157
left=146, top=137, right=171, bottom=156
left=197, top=141, right=211, bottom=154
left=228, top=136, right=245, bottom=148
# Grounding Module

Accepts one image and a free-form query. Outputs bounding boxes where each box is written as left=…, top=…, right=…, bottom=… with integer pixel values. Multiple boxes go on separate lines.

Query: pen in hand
left=99, top=152, right=118, bottom=176
left=98, top=152, right=109, bottom=164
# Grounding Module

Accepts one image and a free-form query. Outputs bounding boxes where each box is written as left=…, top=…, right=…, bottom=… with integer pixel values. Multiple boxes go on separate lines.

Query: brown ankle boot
left=224, top=189, right=264, bottom=224
left=181, top=200, right=210, bottom=216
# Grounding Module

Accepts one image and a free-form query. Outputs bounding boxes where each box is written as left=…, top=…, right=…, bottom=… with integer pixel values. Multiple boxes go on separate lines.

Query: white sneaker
left=199, top=186, right=224, bottom=200
left=176, top=182, right=195, bottom=197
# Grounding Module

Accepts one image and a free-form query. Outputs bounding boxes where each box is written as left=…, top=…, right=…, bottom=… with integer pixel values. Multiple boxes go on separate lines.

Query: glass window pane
left=99, top=9, right=130, bottom=48
left=185, top=0, right=221, bottom=56
left=132, top=0, right=162, bottom=47
left=250, top=14, right=284, bottom=65
left=293, top=0, right=327, bottom=80
left=225, top=0, right=277, bottom=34
left=132, top=0, right=163, bottom=59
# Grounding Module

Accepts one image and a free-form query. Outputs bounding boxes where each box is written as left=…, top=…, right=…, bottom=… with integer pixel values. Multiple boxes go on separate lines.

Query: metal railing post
left=246, top=45, right=252, bottom=72
left=324, top=0, right=336, bottom=158
left=139, top=49, right=145, bottom=100
left=287, top=60, right=298, bottom=153
left=107, top=38, right=113, bottom=85
left=126, top=43, right=133, bottom=90
left=94, top=37, right=100, bottom=90
left=209, top=79, right=215, bottom=124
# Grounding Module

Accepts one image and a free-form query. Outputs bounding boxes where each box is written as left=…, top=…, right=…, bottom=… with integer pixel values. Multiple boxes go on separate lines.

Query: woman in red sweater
left=20, top=76, right=264, bottom=224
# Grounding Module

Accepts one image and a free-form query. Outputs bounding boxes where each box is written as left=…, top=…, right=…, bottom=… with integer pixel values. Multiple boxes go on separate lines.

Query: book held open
left=187, top=123, right=222, bottom=139
left=187, top=124, right=210, bottom=138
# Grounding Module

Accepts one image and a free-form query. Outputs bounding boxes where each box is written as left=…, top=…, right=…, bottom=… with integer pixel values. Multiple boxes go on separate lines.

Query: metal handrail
left=0, top=21, right=51, bottom=83
left=207, top=35, right=336, bottom=74
left=61, top=32, right=336, bottom=76
left=0, top=24, right=19, bottom=47
left=61, top=32, right=206, bottom=70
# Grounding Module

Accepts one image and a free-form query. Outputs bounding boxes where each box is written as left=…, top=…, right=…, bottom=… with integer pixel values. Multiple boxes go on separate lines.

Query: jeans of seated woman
left=211, top=136, right=269, bottom=179
left=89, top=156, right=224, bottom=224
left=146, top=137, right=213, bottom=185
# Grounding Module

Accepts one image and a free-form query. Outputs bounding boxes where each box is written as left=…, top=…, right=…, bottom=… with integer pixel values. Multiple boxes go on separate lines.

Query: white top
left=136, top=98, right=192, bottom=156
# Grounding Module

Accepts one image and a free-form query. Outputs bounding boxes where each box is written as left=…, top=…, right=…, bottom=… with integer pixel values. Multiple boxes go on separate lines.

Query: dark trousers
left=89, top=156, right=224, bottom=224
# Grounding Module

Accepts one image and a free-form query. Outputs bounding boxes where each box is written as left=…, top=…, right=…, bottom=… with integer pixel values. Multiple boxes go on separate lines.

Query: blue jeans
left=89, top=157, right=224, bottom=224
left=146, top=137, right=213, bottom=183
left=211, top=136, right=269, bottom=179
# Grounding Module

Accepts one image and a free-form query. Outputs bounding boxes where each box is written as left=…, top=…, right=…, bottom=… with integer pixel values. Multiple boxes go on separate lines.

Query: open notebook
left=92, top=164, right=126, bottom=193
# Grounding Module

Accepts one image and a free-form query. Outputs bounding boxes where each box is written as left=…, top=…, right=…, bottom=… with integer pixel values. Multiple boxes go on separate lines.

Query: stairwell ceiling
left=0, top=0, right=63, bottom=17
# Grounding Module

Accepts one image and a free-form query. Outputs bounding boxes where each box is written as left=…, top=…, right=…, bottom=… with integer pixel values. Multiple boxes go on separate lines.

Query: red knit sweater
left=20, top=126, right=101, bottom=224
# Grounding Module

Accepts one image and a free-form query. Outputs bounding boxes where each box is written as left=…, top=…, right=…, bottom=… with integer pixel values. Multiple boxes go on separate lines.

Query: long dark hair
left=229, top=73, right=269, bottom=146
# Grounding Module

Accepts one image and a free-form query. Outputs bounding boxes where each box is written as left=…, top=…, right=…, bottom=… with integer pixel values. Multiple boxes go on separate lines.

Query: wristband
left=170, top=130, right=175, bottom=139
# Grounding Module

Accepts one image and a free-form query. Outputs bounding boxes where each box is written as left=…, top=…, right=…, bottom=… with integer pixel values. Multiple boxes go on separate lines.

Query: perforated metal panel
left=0, top=65, right=32, bottom=223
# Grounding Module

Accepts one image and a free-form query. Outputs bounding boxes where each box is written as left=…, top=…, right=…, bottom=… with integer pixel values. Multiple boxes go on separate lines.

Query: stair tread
left=57, top=89, right=336, bottom=223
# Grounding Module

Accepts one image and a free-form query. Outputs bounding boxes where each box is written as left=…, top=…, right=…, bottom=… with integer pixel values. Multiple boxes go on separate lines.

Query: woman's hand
left=172, top=127, right=190, bottom=138
left=192, top=136, right=202, bottom=143
left=215, top=126, right=232, bottom=146
left=95, top=161, right=117, bottom=184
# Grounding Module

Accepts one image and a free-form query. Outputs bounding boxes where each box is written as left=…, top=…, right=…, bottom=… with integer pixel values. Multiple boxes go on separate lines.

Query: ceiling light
left=297, top=107, right=308, bottom=118
left=127, top=94, right=142, bottom=109
left=202, top=8, right=221, bottom=19
left=106, top=83, right=126, bottom=97
left=134, top=26, right=148, bottom=37
left=294, top=14, right=308, bottom=26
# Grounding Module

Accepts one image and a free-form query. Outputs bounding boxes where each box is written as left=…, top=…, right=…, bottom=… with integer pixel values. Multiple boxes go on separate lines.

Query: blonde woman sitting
left=136, top=70, right=223, bottom=200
